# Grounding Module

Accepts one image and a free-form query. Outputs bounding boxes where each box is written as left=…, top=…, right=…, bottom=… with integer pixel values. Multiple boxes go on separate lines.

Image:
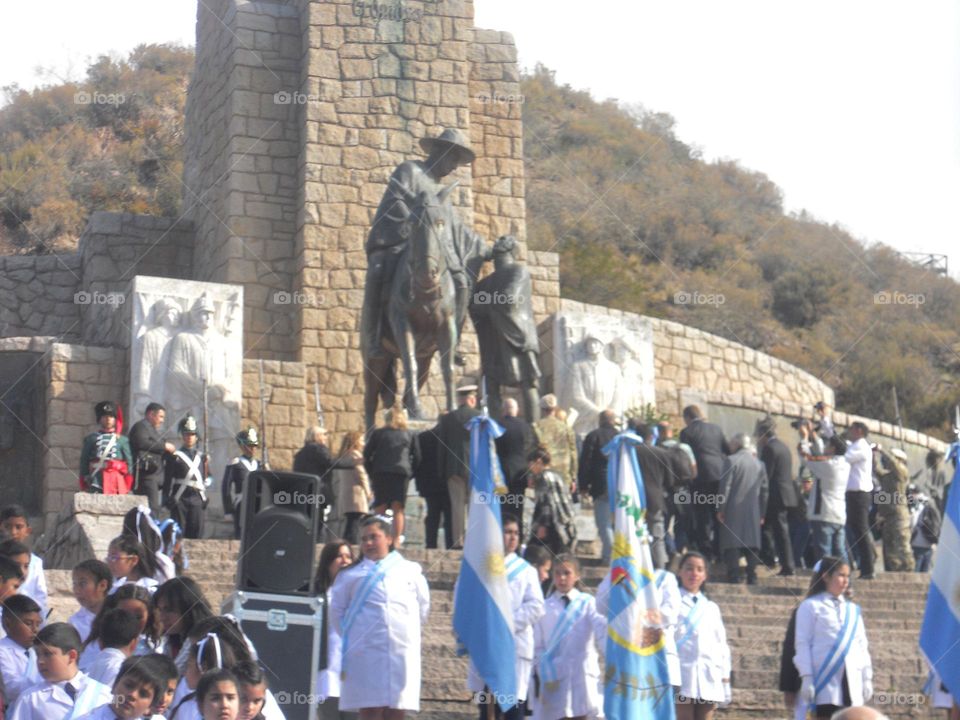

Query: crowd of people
left=2, top=389, right=954, bottom=720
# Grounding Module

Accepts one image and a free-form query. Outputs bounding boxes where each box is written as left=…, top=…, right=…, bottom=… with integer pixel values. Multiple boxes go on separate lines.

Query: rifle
left=201, top=377, right=211, bottom=481
left=258, top=360, right=271, bottom=470
left=314, top=375, right=325, bottom=428
left=892, top=386, right=905, bottom=450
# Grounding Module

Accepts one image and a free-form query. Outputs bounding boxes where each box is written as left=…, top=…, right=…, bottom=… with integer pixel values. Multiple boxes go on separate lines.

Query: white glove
left=862, top=674, right=873, bottom=702
left=800, top=676, right=815, bottom=705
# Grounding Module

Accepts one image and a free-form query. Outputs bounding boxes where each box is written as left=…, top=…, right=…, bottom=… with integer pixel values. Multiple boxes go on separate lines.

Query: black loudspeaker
left=238, top=470, right=320, bottom=595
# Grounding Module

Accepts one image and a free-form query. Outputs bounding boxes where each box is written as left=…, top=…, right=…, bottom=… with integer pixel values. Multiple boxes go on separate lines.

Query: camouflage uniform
left=534, top=415, right=578, bottom=488
left=876, top=451, right=914, bottom=571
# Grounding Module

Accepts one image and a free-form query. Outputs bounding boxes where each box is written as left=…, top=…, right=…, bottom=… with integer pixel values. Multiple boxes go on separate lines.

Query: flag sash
left=506, top=554, right=529, bottom=582
left=813, top=601, right=860, bottom=697
left=675, top=595, right=708, bottom=649
left=340, top=551, right=402, bottom=676
left=539, top=594, right=590, bottom=685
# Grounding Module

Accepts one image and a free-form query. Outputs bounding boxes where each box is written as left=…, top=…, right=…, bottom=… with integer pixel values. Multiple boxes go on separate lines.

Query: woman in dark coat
left=363, top=405, right=419, bottom=547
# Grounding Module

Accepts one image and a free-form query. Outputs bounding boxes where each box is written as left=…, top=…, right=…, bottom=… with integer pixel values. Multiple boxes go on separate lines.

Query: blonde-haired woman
left=335, top=431, right=372, bottom=544
left=363, top=406, right=419, bottom=547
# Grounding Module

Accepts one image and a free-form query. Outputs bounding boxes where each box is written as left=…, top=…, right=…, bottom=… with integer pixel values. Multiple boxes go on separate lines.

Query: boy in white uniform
left=467, top=515, right=544, bottom=719
left=330, top=516, right=430, bottom=718
left=0, top=507, right=48, bottom=621
left=0, top=595, right=42, bottom=705
left=8, top=623, right=112, bottom=720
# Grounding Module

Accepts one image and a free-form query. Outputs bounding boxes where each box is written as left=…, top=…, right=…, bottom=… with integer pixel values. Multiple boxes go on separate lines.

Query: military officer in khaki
left=875, top=446, right=914, bottom=571
left=533, top=394, right=578, bottom=493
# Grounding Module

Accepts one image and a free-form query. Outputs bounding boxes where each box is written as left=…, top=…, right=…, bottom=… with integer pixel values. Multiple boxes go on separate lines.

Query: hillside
left=1, top=48, right=957, bottom=436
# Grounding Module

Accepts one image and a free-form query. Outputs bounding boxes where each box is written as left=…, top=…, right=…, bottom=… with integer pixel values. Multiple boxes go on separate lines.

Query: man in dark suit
left=679, top=405, right=730, bottom=560
left=495, top=398, right=536, bottom=534
left=437, top=384, right=480, bottom=548
left=128, top=402, right=175, bottom=514
left=755, top=414, right=798, bottom=576
left=414, top=425, right=453, bottom=549
left=578, top=409, right=619, bottom=564
left=633, top=422, right=672, bottom=569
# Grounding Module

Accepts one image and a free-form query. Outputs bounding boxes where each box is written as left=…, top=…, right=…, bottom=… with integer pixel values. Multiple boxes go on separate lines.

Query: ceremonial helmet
left=178, top=415, right=199, bottom=435
left=236, top=427, right=259, bottom=446
left=94, top=401, right=117, bottom=420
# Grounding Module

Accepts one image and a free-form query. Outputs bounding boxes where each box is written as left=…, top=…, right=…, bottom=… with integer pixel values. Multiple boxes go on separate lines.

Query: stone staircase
left=44, top=542, right=940, bottom=719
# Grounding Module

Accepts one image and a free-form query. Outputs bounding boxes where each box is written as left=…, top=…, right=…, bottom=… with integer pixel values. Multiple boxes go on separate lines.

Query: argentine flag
left=920, top=441, right=960, bottom=703
left=602, top=431, right=675, bottom=720
left=453, top=414, right=517, bottom=712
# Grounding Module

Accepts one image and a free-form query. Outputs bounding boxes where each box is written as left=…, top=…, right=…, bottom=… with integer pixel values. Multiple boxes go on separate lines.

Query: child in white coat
left=793, top=556, right=872, bottom=720
left=675, top=552, right=731, bottom=720
left=531, top=554, right=605, bottom=720
left=330, top=515, right=430, bottom=720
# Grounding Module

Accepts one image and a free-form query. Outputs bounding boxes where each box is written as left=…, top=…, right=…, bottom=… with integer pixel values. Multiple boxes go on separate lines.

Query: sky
left=3, top=0, right=959, bottom=277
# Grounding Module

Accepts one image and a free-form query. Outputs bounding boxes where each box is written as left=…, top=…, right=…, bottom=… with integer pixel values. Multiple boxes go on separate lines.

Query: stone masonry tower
left=182, top=0, right=559, bottom=432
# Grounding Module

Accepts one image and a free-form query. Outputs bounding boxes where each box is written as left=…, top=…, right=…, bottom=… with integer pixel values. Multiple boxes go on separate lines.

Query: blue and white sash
left=64, top=677, right=110, bottom=720
left=813, top=601, right=861, bottom=699
left=538, top=594, right=589, bottom=687
left=655, top=570, right=668, bottom=589
left=340, top=551, right=403, bottom=678
left=675, top=595, right=707, bottom=649
left=506, top=554, right=530, bottom=582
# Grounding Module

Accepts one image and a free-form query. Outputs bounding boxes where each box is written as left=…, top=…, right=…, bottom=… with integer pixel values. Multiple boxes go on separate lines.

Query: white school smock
left=69, top=607, right=96, bottom=644
left=154, top=553, right=177, bottom=583
left=8, top=670, right=112, bottom=720
left=329, top=554, right=430, bottom=712
left=793, top=591, right=872, bottom=707
left=86, top=647, right=126, bottom=687
left=0, top=636, right=41, bottom=705
left=466, top=552, right=546, bottom=702
left=20, top=554, right=48, bottom=620
left=317, top=587, right=344, bottom=701
left=676, top=587, right=731, bottom=704
left=530, top=589, right=606, bottom=720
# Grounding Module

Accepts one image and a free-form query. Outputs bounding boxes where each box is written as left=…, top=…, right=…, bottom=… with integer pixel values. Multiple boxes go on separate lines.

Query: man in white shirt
left=800, top=434, right=850, bottom=565
left=844, top=422, right=876, bottom=579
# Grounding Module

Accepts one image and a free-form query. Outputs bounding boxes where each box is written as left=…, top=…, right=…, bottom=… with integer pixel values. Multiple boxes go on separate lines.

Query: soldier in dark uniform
left=221, top=427, right=260, bottom=539
left=162, top=415, right=211, bottom=539
left=79, top=401, right=133, bottom=493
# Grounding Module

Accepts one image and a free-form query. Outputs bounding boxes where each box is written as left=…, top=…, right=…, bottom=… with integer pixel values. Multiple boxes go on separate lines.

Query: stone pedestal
left=38, top=493, right=147, bottom=569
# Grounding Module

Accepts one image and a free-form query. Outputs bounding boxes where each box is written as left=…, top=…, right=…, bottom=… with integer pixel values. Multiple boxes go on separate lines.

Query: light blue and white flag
left=453, top=414, right=517, bottom=712
left=603, top=431, right=675, bottom=720
left=920, top=441, right=960, bottom=703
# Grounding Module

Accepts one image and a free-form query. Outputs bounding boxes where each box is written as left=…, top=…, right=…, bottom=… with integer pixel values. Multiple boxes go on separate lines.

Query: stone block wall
left=183, top=0, right=301, bottom=359
left=41, top=343, right=128, bottom=531
left=290, top=0, right=539, bottom=430
left=527, top=250, right=560, bottom=322
left=0, top=255, right=82, bottom=341
left=468, top=28, right=527, bottom=247
left=78, top=212, right=195, bottom=348
left=240, top=358, right=308, bottom=470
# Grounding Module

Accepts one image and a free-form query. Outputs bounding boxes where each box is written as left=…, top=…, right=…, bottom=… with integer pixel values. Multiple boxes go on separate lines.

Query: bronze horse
left=362, top=184, right=459, bottom=429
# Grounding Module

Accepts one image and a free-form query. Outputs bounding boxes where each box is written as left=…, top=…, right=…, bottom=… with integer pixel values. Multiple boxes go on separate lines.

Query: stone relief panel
left=129, top=276, right=243, bottom=490
left=554, top=311, right=656, bottom=437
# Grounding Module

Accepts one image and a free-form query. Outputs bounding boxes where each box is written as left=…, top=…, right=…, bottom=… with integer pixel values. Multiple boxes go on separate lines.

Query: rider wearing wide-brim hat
left=361, top=127, right=489, bottom=362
